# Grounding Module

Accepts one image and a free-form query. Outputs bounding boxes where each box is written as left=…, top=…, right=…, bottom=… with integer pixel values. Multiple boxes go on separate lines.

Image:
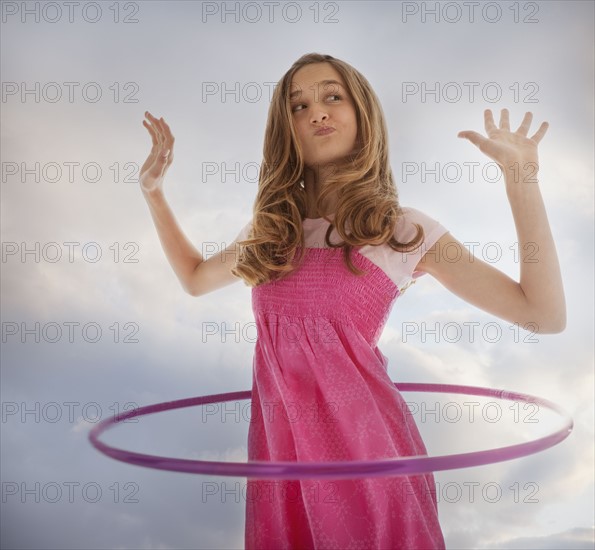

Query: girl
left=139, top=53, right=565, bottom=549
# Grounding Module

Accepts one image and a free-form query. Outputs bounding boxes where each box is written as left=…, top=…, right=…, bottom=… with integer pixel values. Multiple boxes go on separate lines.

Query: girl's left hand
left=457, top=108, right=549, bottom=182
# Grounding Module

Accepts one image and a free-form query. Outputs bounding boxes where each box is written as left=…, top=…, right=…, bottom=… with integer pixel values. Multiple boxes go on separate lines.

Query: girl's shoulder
left=394, top=205, right=448, bottom=243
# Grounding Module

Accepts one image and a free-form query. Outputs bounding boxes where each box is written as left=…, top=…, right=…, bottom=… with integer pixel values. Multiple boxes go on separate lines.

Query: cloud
left=2, top=1, right=592, bottom=549
left=487, top=527, right=595, bottom=550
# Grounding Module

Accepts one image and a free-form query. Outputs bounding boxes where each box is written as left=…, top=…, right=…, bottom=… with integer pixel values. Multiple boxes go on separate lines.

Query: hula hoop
left=88, top=383, right=573, bottom=480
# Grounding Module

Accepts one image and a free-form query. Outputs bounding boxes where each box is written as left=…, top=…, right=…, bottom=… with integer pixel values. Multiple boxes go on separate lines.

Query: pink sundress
left=233, top=207, right=448, bottom=549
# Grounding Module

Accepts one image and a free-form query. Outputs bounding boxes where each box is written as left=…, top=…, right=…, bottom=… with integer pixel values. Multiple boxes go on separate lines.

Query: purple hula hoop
left=88, top=383, right=573, bottom=480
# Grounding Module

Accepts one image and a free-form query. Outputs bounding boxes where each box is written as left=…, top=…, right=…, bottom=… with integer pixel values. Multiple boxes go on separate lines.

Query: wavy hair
left=231, top=53, right=424, bottom=287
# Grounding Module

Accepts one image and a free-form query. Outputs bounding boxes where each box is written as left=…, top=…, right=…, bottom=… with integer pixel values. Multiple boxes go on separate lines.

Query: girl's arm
left=143, top=189, right=242, bottom=297
left=141, top=112, right=242, bottom=297
left=416, top=109, right=566, bottom=334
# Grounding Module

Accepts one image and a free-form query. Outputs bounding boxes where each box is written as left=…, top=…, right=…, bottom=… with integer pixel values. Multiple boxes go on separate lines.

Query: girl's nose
left=311, top=111, right=329, bottom=124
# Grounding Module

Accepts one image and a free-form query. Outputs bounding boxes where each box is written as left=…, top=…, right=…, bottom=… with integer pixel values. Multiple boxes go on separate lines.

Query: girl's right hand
left=140, top=111, right=175, bottom=194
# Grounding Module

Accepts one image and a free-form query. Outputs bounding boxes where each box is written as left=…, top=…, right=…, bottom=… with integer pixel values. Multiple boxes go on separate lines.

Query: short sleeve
left=232, top=218, right=253, bottom=244
left=393, top=206, right=449, bottom=291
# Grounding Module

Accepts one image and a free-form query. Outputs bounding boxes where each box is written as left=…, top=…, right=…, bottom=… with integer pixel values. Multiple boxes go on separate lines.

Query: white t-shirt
left=232, top=206, right=449, bottom=294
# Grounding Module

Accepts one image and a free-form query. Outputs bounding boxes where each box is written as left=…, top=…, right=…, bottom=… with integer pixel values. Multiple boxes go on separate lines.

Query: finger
left=159, top=117, right=175, bottom=149
left=145, top=112, right=165, bottom=146
left=154, top=116, right=166, bottom=146
left=157, top=118, right=172, bottom=149
left=530, top=121, right=549, bottom=144
left=145, top=112, right=173, bottom=166
left=499, top=108, right=510, bottom=131
left=142, top=119, right=159, bottom=148
left=484, top=109, right=497, bottom=134
left=145, top=111, right=162, bottom=129
left=516, top=112, right=533, bottom=136
left=457, top=130, right=488, bottom=148
left=145, top=111, right=161, bottom=125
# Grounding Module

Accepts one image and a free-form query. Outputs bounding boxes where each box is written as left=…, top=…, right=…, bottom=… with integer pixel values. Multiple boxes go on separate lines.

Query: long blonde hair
left=231, top=53, right=424, bottom=287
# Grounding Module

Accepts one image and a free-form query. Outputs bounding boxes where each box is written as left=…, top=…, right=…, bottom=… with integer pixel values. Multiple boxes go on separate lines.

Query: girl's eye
left=291, top=94, right=342, bottom=112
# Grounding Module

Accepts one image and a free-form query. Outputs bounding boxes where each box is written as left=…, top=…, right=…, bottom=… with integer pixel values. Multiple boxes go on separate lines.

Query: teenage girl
left=139, top=53, right=565, bottom=549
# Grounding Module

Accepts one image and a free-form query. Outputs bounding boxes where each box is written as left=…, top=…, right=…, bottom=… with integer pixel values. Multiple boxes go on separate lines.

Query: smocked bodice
left=251, top=246, right=400, bottom=348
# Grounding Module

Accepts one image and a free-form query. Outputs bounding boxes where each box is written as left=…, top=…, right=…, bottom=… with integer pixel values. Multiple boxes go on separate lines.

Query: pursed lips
left=314, top=126, right=335, bottom=136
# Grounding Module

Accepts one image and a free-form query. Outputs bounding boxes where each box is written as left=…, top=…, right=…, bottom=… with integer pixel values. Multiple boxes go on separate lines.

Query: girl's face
left=289, top=62, right=359, bottom=171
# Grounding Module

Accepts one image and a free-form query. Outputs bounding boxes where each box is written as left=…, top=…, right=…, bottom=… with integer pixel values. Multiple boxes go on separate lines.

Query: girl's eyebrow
left=289, top=79, right=344, bottom=101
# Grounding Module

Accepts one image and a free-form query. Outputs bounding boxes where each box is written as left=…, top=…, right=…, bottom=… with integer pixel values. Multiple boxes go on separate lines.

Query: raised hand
left=457, top=108, right=549, bottom=184
left=140, top=111, right=175, bottom=194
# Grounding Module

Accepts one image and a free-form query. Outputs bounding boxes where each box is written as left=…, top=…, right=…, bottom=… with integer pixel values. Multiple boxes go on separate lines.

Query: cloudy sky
left=1, top=0, right=593, bottom=548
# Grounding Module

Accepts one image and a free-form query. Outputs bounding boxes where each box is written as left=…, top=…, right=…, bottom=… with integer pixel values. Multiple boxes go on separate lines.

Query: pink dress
left=233, top=207, right=449, bottom=549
